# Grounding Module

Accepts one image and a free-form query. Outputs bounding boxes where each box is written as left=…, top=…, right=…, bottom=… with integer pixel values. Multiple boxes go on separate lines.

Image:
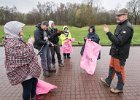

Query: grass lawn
left=0, top=25, right=140, bottom=45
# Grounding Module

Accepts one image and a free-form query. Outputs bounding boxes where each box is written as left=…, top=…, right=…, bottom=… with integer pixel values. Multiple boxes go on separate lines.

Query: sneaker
left=59, top=63, right=64, bottom=67
left=52, top=64, right=56, bottom=68
left=110, top=88, right=123, bottom=94
left=100, top=77, right=110, bottom=87
left=43, top=71, right=50, bottom=77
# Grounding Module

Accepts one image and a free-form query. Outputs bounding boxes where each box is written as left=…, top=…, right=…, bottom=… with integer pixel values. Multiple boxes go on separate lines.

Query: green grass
left=0, top=25, right=140, bottom=45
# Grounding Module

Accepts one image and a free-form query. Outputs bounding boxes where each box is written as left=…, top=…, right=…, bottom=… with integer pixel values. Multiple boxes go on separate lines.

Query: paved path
left=0, top=47, right=140, bottom=100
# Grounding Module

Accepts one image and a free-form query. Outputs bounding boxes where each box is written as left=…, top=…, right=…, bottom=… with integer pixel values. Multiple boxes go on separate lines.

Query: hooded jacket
left=60, top=26, right=72, bottom=45
left=34, top=23, right=48, bottom=50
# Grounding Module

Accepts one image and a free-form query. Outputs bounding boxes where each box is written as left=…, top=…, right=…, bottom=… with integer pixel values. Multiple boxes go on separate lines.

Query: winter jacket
left=48, top=28, right=61, bottom=44
left=106, top=20, right=133, bottom=60
left=60, top=32, right=72, bottom=45
left=34, top=23, right=48, bottom=50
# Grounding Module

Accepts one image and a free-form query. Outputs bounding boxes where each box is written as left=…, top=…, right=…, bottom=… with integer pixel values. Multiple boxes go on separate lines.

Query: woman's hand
left=28, top=37, right=35, bottom=45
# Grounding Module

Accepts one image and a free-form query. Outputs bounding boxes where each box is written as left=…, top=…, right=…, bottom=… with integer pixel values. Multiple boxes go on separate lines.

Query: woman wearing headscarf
left=3, top=21, right=41, bottom=100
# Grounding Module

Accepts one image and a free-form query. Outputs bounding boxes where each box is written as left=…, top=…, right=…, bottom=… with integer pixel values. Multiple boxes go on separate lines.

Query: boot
left=31, top=96, right=36, bottom=100
left=67, top=54, right=71, bottom=59
left=43, top=71, right=50, bottom=77
left=63, top=53, right=67, bottom=59
left=59, top=63, right=64, bottom=67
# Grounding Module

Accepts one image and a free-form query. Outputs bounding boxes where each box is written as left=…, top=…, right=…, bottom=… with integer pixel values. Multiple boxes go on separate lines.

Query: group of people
left=2, top=8, right=134, bottom=100
left=34, top=20, right=63, bottom=77
left=34, top=20, right=74, bottom=77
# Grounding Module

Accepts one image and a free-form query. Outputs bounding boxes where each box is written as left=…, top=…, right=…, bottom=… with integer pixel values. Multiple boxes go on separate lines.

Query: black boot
left=67, top=53, right=71, bottom=59
left=31, top=96, right=36, bottom=100
left=63, top=53, right=67, bottom=59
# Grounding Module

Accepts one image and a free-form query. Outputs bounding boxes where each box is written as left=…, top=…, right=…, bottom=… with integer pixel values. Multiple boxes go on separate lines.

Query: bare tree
left=1, top=1, right=140, bottom=25
left=127, top=0, right=140, bottom=24
left=37, top=1, right=55, bottom=21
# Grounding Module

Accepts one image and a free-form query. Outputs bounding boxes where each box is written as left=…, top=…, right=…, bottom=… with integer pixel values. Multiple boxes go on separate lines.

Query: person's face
left=116, top=14, right=127, bottom=23
left=51, top=23, right=56, bottom=28
left=41, top=25, right=48, bottom=30
left=19, top=28, right=24, bottom=36
left=64, top=28, right=68, bottom=32
left=89, top=28, right=93, bottom=33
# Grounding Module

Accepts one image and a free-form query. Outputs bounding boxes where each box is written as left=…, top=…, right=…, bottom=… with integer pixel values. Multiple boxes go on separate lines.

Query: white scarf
left=49, top=20, right=54, bottom=28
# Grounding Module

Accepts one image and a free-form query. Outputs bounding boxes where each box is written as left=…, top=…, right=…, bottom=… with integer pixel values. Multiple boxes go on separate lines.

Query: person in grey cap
left=100, top=8, right=134, bottom=93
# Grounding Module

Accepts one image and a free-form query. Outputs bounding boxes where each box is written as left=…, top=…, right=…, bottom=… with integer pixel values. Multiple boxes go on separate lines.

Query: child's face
left=89, top=28, right=93, bottom=33
left=64, top=28, right=68, bottom=32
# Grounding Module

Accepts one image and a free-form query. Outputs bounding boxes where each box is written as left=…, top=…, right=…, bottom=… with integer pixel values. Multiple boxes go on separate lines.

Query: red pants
left=109, top=57, right=125, bottom=81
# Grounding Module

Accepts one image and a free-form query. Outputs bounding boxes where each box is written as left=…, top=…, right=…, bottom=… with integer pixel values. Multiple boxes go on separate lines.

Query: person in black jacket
left=34, top=21, right=53, bottom=77
left=100, top=8, right=134, bottom=93
left=80, top=26, right=100, bottom=60
left=48, top=20, right=64, bottom=68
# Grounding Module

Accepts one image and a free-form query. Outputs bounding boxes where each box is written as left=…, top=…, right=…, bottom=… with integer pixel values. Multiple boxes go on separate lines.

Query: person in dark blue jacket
left=81, top=26, right=100, bottom=60
left=34, top=21, right=54, bottom=77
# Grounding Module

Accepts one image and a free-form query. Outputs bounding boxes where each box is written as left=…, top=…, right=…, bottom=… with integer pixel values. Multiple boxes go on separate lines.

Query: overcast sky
left=0, top=0, right=130, bottom=13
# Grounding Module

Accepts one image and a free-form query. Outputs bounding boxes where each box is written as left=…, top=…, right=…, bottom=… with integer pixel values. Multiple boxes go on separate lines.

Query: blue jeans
left=39, top=44, right=52, bottom=72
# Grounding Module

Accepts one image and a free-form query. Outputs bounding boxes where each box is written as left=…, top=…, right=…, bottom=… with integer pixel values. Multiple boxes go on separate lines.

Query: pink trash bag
left=80, top=39, right=101, bottom=75
left=60, top=38, right=75, bottom=54
left=36, top=79, right=57, bottom=95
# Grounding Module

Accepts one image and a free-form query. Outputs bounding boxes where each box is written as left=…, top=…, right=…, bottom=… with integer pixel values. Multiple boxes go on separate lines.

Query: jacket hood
left=4, top=21, right=25, bottom=39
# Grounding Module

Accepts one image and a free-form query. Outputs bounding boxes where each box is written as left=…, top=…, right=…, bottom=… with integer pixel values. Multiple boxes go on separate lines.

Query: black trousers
left=63, top=53, right=70, bottom=58
left=21, top=77, right=38, bottom=100
left=50, top=45, right=62, bottom=64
